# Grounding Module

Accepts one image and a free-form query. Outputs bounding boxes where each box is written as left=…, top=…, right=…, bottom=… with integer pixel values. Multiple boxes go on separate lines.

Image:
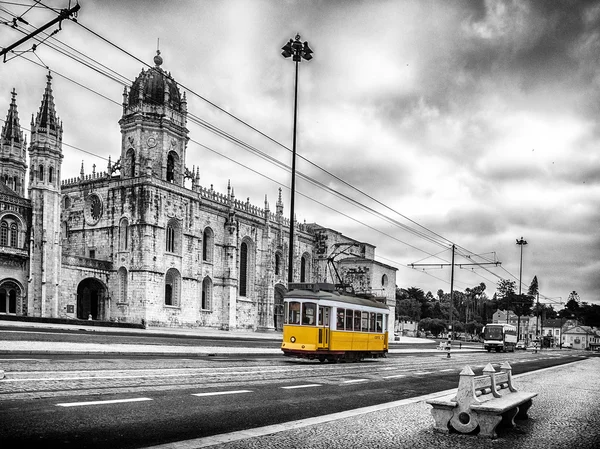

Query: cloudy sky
left=1, top=0, right=599, bottom=308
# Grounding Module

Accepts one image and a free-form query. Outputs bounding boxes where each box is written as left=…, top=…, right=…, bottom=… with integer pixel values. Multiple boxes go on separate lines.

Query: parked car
left=516, top=341, right=526, bottom=350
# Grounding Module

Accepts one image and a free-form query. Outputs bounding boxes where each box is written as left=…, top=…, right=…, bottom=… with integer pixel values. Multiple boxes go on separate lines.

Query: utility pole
left=449, top=244, right=455, bottom=341
left=408, top=245, right=501, bottom=342
left=281, top=34, right=313, bottom=284
left=1, top=3, right=81, bottom=62
left=516, top=237, right=528, bottom=341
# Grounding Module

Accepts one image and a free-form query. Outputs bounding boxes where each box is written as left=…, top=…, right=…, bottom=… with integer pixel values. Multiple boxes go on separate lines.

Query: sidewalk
left=0, top=319, right=483, bottom=356
left=147, top=356, right=600, bottom=449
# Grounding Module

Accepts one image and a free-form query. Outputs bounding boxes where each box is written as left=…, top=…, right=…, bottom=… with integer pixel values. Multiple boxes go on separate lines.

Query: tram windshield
left=484, top=326, right=503, bottom=340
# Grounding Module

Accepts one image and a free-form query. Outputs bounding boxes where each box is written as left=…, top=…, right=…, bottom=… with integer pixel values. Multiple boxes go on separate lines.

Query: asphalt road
left=0, top=342, right=587, bottom=449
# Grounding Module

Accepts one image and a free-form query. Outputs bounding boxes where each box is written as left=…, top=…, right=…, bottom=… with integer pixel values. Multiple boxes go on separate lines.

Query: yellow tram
left=281, top=283, right=390, bottom=362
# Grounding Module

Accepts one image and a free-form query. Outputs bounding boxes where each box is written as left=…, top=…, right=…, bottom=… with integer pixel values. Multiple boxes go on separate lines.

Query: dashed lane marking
left=192, top=390, right=253, bottom=397
left=413, top=371, right=433, bottom=375
left=56, top=397, right=153, bottom=407
left=281, top=384, right=322, bottom=389
left=439, top=369, right=454, bottom=372
left=382, top=374, right=406, bottom=379
left=341, top=379, right=369, bottom=384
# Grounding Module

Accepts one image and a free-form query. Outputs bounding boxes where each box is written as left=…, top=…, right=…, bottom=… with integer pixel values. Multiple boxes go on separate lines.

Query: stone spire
left=0, top=88, right=27, bottom=196
left=32, top=72, right=62, bottom=139
left=276, top=187, right=284, bottom=215
left=1, top=88, right=23, bottom=145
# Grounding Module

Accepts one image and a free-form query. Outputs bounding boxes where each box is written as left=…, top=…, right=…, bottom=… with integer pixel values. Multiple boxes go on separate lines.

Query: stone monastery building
left=0, top=53, right=397, bottom=331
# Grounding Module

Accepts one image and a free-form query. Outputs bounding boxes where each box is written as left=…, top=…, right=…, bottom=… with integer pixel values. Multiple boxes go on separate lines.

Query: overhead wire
left=0, top=3, right=528, bottom=295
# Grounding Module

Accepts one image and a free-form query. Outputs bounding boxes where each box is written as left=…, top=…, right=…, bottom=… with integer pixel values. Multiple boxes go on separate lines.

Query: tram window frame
left=302, top=302, right=316, bottom=326
left=318, top=306, right=330, bottom=326
left=376, top=313, right=383, bottom=333
left=337, top=308, right=345, bottom=330
left=361, top=312, right=369, bottom=332
left=354, top=310, right=361, bottom=331
left=345, top=309, right=353, bottom=331
left=288, top=301, right=301, bottom=325
left=284, top=302, right=289, bottom=324
left=370, top=313, right=376, bottom=332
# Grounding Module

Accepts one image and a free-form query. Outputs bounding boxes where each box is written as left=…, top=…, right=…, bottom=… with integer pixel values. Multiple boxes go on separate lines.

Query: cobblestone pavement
left=145, top=357, right=600, bottom=449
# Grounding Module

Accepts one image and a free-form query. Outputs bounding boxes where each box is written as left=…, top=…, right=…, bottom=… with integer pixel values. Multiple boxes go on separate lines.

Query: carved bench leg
left=475, top=413, right=503, bottom=439
left=430, top=407, right=454, bottom=434
left=502, top=406, right=519, bottom=428
left=516, top=399, right=533, bottom=420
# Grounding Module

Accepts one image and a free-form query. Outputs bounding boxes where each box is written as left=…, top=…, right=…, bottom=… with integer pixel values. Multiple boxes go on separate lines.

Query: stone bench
left=427, top=361, right=537, bottom=438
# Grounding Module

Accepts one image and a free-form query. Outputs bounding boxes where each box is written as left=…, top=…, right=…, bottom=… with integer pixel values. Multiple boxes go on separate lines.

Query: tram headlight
left=290, top=336, right=296, bottom=343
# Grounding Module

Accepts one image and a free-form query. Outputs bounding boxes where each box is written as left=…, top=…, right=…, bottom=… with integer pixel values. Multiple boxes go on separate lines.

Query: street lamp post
left=516, top=237, right=528, bottom=342
left=282, top=34, right=313, bottom=284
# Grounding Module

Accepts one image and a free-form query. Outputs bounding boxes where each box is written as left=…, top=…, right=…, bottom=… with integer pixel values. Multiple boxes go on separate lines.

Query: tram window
left=284, top=302, right=289, bottom=324
left=361, top=312, right=369, bottom=332
left=318, top=306, right=330, bottom=326
left=302, top=302, right=316, bottom=325
left=337, top=309, right=345, bottom=330
left=345, top=309, right=353, bottom=331
left=370, top=313, right=376, bottom=332
left=376, top=314, right=383, bottom=332
left=354, top=310, right=361, bottom=331
left=288, top=302, right=301, bottom=325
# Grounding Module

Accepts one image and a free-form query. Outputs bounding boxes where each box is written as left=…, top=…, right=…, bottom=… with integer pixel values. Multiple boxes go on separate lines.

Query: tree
left=496, top=279, right=516, bottom=312
left=418, top=317, right=446, bottom=337
left=527, top=276, right=539, bottom=298
left=566, top=291, right=580, bottom=312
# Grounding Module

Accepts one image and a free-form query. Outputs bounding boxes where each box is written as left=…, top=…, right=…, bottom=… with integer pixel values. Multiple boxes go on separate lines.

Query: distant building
left=0, top=53, right=397, bottom=331
left=562, top=325, right=597, bottom=350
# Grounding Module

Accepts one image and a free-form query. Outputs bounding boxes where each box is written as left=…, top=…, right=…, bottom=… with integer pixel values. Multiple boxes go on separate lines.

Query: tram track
left=0, top=350, right=580, bottom=401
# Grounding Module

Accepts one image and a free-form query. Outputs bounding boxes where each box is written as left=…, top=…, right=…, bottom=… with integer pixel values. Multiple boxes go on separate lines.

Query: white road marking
left=413, top=371, right=433, bottom=375
left=192, top=390, right=253, bottom=397
left=382, top=374, right=406, bottom=379
left=342, top=379, right=369, bottom=384
left=439, top=369, right=454, bottom=372
left=56, top=397, right=152, bottom=407
left=281, top=384, right=322, bottom=389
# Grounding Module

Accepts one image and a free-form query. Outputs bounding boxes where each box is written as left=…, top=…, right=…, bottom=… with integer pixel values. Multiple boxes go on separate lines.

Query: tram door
left=317, top=306, right=330, bottom=349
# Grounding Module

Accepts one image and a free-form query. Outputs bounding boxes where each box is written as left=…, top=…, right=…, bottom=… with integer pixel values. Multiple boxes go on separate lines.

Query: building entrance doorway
left=77, top=278, right=107, bottom=320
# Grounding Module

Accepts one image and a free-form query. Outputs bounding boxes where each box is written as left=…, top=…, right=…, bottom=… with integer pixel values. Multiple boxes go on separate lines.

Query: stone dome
left=128, top=51, right=182, bottom=111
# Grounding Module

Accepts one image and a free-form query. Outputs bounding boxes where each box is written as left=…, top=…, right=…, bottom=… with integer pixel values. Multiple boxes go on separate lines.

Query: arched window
left=165, top=268, right=180, bottom=307
left=9, top=223, right=18, bottom=248
left=64, top=196, right=71, bottom=208
left=49, top=166, right=54, bottom=184
left=165, top=219, right=179, bottom=253
left=239, top=241, right=248, bottom=297
left=275, top=253, right=281, bottom=276
left=166, top=153, right=175, bottom=183
left=202, top=277, right=212, bottom=310
left=202, top=227, right=214, bottom=262
left=0, top=221, right=7, bottom=246
left=61, top=221, right=69, bottom=240
left=126, top=148, right=135, bottom=178
left=118, top=267, right=128, bottom=303
left=382, top=274, right=388, bottom=287
left=119, top=218, right=129, bottom=251
left=0, top=282, right=19, bottom=314
left=300, top=256, right=307, bottom=282
left=38, top=165, right=44, bottom=182
left=0, top=218, right=18, bottom=247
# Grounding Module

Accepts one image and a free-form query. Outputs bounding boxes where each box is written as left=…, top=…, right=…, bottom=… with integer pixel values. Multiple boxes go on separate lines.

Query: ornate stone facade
left=0, top=54, right=397, bottom=330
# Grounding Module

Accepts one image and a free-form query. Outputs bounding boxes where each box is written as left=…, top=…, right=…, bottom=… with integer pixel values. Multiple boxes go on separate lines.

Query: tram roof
left=285, top=284, right=389, bottom=311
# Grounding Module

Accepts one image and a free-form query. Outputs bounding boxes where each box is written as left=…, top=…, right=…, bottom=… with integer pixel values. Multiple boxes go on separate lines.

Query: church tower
left=0, top=89, right=27, bottom=196
left=27, top=73, right=63, bottom=317
left=119, top=51, right=189, bottom=184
